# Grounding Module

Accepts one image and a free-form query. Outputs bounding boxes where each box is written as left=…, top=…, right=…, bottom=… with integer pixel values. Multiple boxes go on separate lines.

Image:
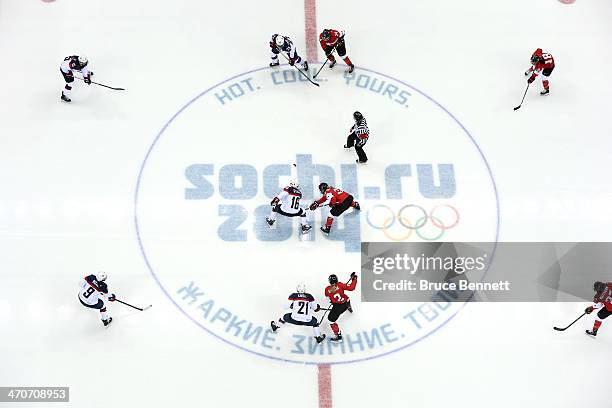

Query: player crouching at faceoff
left=525, top=48, right=555, bottom=95
left=78, top=272, right=116, bottom=327
left=269, top=34, right=308, bottom=71
left=319, top=28, right=355, bottom=74
left=266, top=180, right=312, bottom=234
left=310, top=183, right=360, bottom=235
left=325, top=273, right=357, bottom=342
left=60, top=55, right=93, bottom=102
left=270, top=284, right=326, bottom=344
left=584, top=281, right=612, bottom=337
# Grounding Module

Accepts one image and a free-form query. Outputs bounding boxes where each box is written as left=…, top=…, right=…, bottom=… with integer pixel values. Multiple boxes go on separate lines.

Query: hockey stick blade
left=513, top=105, right=522, bottom=111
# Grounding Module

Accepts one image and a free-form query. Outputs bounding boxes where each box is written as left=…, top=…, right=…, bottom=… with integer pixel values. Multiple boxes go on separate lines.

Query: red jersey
left=593, top=282, right=612, bottom=311
left=528, top=49, right=555, bottom=77
left=325, top=278, right=357, bottom=304
left=319, top=29, right=344, bottom=48
left=315, top=186, right=350, bottom=207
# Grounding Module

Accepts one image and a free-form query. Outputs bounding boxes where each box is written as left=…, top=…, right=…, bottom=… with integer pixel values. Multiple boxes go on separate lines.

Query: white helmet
left=296, top=283, right=306, bottom=294
left=275, top=36, right=285, bottom=48
left=289, top=179, right=299, bottom=189
left=96, top=271, right=107, bottom=282
left=78, top=55, right=88, bottom=66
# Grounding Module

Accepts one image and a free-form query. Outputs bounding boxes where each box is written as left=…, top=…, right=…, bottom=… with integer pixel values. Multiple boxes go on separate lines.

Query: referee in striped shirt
left=344, top=111, right=369, bottom=163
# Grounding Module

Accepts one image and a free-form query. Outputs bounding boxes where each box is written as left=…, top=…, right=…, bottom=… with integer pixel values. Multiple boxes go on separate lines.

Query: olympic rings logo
left=365, top=204, right=460, bottom=241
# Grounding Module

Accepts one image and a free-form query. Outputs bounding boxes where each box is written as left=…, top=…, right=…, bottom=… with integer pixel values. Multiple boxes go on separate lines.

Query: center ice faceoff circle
left=134, top=65, right=500, bottom=364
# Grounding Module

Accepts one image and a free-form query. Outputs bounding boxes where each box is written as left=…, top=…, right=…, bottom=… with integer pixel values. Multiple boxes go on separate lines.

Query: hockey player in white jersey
left=269, top=34, right=308, bottom=71
left=78, top=272, right=116, bottom=326
left=266, top=180, right=312, bottom=234
left=60, top=55, right=93, bottom=102
left=270, top=284, right=326, bottom=344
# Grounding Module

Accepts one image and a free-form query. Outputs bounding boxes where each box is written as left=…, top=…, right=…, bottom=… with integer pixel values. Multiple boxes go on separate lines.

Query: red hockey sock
left=330, top=323, right=339, bottom=334
left=543, top=79, right=549, bottom=89
left=325, top=217, right=334, bottom=229
left=343, top=56, right=353, bottom=66
left=594, top=320, right=602, bottom=331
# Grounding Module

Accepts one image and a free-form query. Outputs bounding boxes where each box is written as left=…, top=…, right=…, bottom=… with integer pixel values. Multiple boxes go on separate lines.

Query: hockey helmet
left=328, top=274, right=338, bottom=285
left=353, top=111, right=363, bottom=122
left=96, top=271, right=107, bottom=282
left=275, top=35, right=285, bottom=48
left=321, top=29, right=331, bottom=41
left=289, top=179, right=299, bottom=189
left=594, top=281, right=606, bottom=292
left=530, top=48, right=543, bottom=64
left=78, top=55, right=89, bottom=67
left=296, top=283, right=306, bottom=294
left=318, top=182, right=328, bottom=194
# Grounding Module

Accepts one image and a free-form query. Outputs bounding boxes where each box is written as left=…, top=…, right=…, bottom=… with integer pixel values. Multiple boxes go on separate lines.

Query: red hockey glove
left=527, top=75, right=535, bottom=84
left=309, top=202, right=319, bottom=211
left=289, top=57, right=296, bottom=66
left=585, top=306, right=594, bottom=314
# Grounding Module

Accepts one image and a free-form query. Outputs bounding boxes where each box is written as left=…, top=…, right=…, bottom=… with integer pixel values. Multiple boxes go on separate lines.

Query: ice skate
left=61, top=93, right=71, bottom=103
left=270, top=321, right=280, bottom=332
left=330, top=333, right=343, bottom=342
left=102, top=317, right=113, bottom=327
left=540, top=88, right=550, bottom=95
left=265, top=217, right=276, bottom=229
left=585, top=329, right=598, bottom=337
left=320, top=226, right=331, bottom=235
left=301, top=224, right=312, bottom=234
left=315, top=334, right=326, bottom=344
left=269, top=61, right=280, bottom=67
left=329, top=59, right=337, bottom=69
left=347, top=64, right=355, bottom=74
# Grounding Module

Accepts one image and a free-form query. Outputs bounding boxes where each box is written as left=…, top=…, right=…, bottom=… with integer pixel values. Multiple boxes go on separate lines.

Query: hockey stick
left=277, top=52, right=320, bottom=87
left=553, top=312, right=586, bottom=331
left=313, top=48, right=336, bottom=79
left=75, top=76, right=125, bottom=91
left=513, top=83, right=530, bottom=111
left=115, top=298, right=152, bottom=311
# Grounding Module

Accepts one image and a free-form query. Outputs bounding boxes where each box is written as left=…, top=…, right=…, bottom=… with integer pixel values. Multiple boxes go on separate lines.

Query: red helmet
left=530, top=48, right=543, bottom=65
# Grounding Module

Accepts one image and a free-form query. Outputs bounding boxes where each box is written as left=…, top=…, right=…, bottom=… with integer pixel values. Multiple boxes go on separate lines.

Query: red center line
left=304, top=0, right=318, bottom=63
left=317, top=364, right=332, bottom=408
left=306, top=2, right=331, bottom=407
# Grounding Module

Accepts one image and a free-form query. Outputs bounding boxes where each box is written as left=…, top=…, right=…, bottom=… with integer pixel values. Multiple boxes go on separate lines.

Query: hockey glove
left=350, top=272, right=357, bottom=279
left=527, top=75, right=535, bottom=84
left=585, top=306, right=594, bottom=314
left=270, top=197, right=280, bottom=207
left=108, top=294, right=116, bottom=302
left=289, top=57, right=296, bottom=66
left=309, top=202, right=319, bottom=211
left=84, top=75, right=92, bottom=85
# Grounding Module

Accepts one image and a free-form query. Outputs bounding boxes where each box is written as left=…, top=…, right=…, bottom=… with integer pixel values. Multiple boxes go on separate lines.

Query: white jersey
left=60, top=56, right=90, bottom=77
left=286, top=292, right=318, bottom=323
left=78, top=274, right=110, bottom=306
left=274, top=186, right=303, bottom=215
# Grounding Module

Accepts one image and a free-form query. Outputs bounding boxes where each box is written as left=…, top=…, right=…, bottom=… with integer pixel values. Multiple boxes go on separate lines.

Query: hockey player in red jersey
left=584, top=281, right=612, bottom=337
left=309, top=182, right=360, bottom=234
left=324, top=273, right=357, bottom=342
left=524, top=48, right=555, bottom=95
left=319, top=29, right=355, bottom=74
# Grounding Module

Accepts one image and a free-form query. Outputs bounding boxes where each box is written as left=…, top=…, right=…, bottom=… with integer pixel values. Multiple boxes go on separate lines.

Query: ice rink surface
left=1, top=0, right=612, bottom=407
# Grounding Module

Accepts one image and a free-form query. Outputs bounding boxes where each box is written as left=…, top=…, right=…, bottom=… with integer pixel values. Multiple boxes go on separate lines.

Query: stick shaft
left=313, top=48, right=335, bottom=78
left=115, top=299, right=145, bottom=311
left=277, top=52, right=319, bottom=87
left=554, top=312, right=586, bottom=331
left=75, top=76, right=125, bottom=90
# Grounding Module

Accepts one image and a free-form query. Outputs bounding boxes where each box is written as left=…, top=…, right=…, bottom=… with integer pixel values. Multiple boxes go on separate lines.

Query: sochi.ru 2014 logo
left=134, top=65, right=499, bottom=364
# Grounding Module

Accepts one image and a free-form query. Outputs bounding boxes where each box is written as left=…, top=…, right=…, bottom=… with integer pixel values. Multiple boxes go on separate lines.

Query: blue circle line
left=133, top=64, right=500, bottom=365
